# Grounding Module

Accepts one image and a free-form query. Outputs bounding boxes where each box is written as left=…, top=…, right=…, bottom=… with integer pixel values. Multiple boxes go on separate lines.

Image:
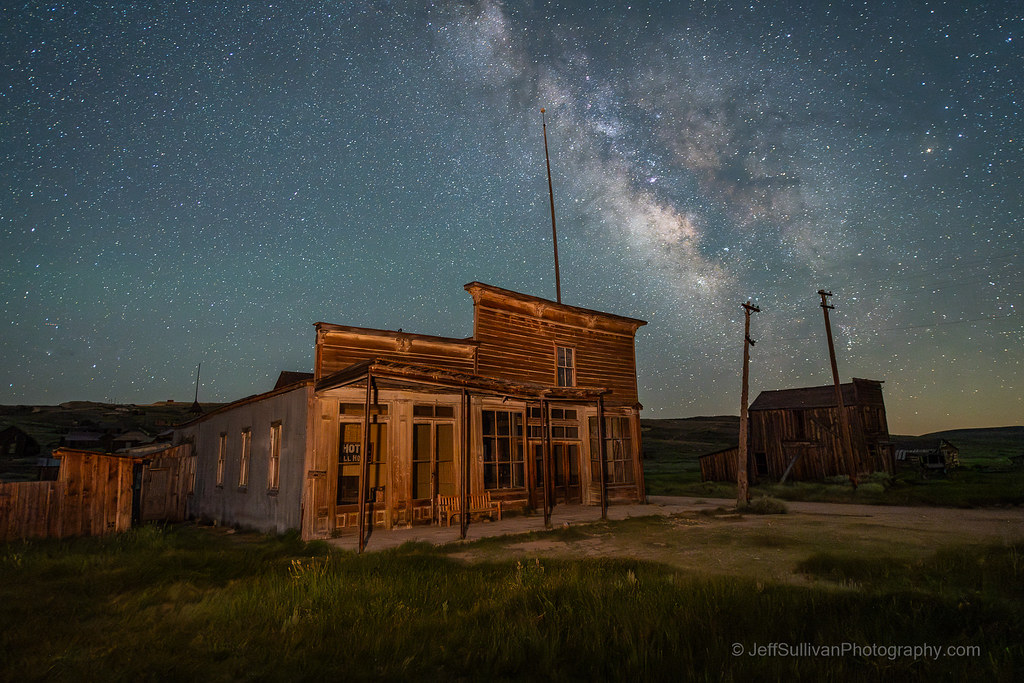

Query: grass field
left=643, top=419, right=1024, bottom=508
left=1, top=519, right=1020, bottom=681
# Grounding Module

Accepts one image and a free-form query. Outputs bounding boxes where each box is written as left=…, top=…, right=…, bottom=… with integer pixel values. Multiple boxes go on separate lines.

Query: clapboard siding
left=317, top=329, right=476, bottom=379
left=474, top=306, right=640, bottom=406
left=140, top=444, right=193, bottom=523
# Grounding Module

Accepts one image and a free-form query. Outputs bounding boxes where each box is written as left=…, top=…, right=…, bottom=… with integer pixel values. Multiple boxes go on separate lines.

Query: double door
left=533, top=442, right=581, bottom=504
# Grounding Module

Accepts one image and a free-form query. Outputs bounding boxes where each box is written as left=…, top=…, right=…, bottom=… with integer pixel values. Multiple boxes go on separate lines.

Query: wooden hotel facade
left=175, top=282, right=647, bottom=541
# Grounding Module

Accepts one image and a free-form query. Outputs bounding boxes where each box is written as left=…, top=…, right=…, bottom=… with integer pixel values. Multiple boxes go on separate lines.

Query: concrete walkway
left=326, top=496, right=735, bottom=552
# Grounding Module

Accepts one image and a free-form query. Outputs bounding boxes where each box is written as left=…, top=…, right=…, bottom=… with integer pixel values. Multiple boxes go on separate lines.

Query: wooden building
left=0, top=445, right=194, bottom=541
left=175, top=282, right=647, bottom=540
left=700, top=378, right=894, bottom=483
left=0, top=425, right=40, bottom=460
left=894, top=439, right=959, bottom=474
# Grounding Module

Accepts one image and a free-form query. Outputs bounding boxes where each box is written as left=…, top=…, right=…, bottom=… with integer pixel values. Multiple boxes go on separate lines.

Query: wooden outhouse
left=175, top=282, right=647, bottom=540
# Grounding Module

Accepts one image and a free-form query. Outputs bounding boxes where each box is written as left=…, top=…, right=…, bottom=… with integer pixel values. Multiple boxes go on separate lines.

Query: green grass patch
left=2, top=524, right=1021, bottom=680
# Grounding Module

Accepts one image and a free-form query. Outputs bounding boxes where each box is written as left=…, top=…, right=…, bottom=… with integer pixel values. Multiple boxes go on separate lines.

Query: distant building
left=700, top=378, right=895, bottom=483
left=174, top=282, right=647, bottom=539
left=0, top=425, right=40, bottom=460
left=894, top=439, right=959, bottom=474
left=61, top=430, right=110, bottom=451
left=112, top=430, right=152, bottom=452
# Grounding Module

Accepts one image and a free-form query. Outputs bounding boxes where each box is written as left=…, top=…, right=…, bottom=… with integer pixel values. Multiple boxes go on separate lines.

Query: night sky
left=3, top=1, right=1021, bottom=434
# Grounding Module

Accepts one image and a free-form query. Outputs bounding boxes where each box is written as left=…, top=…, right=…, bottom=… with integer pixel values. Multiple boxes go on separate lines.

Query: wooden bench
left=436, top=493, right=502, bottom=526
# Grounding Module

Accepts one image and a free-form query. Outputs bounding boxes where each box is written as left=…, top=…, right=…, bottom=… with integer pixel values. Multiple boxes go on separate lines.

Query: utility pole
left=541, top=108, right=562, bottom=304
left=817, top=290, right=857, bottom=487
left=738, top=300, right=760, bottom=507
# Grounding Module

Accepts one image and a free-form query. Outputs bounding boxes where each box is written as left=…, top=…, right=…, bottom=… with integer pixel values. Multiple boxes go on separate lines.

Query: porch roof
left=315, top=358, right=610, bottom=401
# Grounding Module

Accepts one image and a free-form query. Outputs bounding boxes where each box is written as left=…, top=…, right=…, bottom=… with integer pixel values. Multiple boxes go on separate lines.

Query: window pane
left=413, top=462, right=431, bottom=499
left=436, top=423, right=455, bottom=496
left=413, top=424, right=431, bottom=463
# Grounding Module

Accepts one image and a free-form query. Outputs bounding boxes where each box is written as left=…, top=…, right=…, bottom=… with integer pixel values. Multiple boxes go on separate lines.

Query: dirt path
left=432, top=496, right=1024, bottom=584
left=330, top=497, right=1024, bottom=586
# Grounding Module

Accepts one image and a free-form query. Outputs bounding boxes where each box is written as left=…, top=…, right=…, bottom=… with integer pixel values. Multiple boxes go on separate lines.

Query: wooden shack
left=0, top=449, right=139, bottom=541
left=0, top=444, right=196, bottom=542
left=894, top=439, right=959, bottom=474
left=175, top=282, right=648, bottom=540
left=700, top=378, right=894, bottom=483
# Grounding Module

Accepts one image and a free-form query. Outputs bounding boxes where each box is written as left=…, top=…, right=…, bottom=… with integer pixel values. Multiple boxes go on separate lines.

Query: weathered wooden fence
left=0, top=481, right=65, bottom=541
left=0, top=449, right=138, bottom=542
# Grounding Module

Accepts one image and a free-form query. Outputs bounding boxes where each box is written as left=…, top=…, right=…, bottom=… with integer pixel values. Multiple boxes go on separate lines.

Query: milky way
left=2, top=1, right=1021, bottom=433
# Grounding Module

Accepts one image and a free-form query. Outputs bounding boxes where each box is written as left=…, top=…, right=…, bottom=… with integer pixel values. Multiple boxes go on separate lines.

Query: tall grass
left=2, top=525, right=1021, bottom=680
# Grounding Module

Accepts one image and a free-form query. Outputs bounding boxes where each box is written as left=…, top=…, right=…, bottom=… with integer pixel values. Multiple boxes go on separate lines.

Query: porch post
left=598, top=397, right=608, bottom=521
left=541, top=397, right=552, bottom=529
left=460, top=388, right=469, bottom=540
left=357, top=370, right=372, bottom=553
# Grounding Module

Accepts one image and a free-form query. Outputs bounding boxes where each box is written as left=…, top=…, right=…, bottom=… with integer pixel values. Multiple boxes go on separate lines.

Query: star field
left=2, top=1, right=1021, bottom=434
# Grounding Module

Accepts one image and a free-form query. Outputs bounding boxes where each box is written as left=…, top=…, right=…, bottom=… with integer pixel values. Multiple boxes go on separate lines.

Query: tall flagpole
left=541, top=108, right=562, bottom=304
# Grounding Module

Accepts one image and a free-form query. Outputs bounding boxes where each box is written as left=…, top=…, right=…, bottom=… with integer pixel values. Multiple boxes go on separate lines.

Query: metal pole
left=357, top=371, right=372, bottom=553
left=818, top=290, right=858, bottom=487
left=738, top=301, right=759, bottom=507
left=541, top=108, right=562, bottom=304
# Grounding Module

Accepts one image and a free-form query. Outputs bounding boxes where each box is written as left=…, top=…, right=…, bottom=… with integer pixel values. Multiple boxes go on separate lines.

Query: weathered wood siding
left=749, top=404, right=893, bottom=481
left=316, top=326, right=476, bottom=380
left=473, top=306, right=640, bottom=407
left=0, top=481, right=64, bottom=542
left=0, top=450, right=136, bottom=542
left=140, top=444, right=193, bottom=523
left=699, top=447, right=742, bottom=484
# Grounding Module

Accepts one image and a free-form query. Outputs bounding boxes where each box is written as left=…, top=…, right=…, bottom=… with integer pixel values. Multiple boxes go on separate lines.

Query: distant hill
left=641, top=416, right=739, bottom=460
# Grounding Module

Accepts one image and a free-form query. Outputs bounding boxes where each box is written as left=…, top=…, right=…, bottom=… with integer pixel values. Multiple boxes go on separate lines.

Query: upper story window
left=556, top=346, right=575, bottom=387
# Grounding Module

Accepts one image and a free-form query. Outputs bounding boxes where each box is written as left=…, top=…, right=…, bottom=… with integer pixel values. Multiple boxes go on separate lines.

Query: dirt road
left=330, top=496, right=1023, bottom=583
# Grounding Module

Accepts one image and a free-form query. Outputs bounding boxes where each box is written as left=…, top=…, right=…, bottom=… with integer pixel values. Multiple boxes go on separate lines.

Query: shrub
left=856, top=483, right=886, bottom=496
left=741, top=496, right=788, bottom=515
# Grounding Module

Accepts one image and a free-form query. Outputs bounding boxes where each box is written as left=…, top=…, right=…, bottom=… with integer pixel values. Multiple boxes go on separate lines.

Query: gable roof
left=749, top=378, right=885, bottom=411
left=275, top=371, right=314, bottom=390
